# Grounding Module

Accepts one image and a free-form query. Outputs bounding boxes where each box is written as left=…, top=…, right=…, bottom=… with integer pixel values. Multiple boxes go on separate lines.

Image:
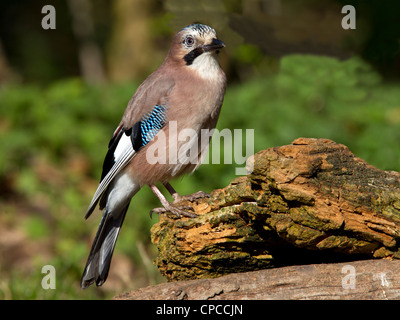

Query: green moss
left=290, top=207, right=342, bottom=231
left=317, top=235, right=379, bottom=254
left=284, top=223, right=325, bottom=247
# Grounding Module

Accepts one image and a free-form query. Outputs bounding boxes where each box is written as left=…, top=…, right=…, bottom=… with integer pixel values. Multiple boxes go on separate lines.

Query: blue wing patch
left=140, top=104, right=168, bottom=146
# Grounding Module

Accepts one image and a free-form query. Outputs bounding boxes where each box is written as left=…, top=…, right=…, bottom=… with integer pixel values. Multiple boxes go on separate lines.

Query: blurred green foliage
left=220, top=54, right=400, bottom=171
left=0, top=54, right=399, bottom=299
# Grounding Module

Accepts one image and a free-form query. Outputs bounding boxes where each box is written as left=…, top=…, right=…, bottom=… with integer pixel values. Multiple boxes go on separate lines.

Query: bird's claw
left=150, top=205, right=197, bottom=219
left=173, top=191, right=210, bottom=204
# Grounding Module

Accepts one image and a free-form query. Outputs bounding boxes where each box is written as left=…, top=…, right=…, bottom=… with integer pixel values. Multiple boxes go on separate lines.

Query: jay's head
left=169, top=24, right=225, bottom=66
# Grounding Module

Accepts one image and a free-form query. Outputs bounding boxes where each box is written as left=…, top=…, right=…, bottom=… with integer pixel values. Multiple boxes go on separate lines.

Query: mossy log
left=150, top=138, right=400, bottom=282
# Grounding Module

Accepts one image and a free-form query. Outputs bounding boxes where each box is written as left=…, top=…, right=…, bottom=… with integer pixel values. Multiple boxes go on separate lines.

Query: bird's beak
left=203, top=38, right=226, bottom=52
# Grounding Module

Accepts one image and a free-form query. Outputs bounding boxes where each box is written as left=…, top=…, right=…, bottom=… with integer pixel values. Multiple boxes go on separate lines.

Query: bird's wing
left=85, top=76, right=175, bottom=219
left=122, top=74, right=175, bottom=128
left=85, top=124, right=135, bottom=218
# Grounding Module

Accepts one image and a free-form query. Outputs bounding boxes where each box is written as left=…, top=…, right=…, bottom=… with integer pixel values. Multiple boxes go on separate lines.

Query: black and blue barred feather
left=140, top=104, right=168, bottom=146
left=100, top=105, right=168, bottom=183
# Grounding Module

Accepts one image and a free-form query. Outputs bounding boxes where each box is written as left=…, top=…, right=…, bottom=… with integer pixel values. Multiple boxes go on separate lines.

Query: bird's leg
left=163, top=182, right=210, bottom=204
left=162, top=182, right=180, bottom=203
left=149, top=184, right=197, bottom=218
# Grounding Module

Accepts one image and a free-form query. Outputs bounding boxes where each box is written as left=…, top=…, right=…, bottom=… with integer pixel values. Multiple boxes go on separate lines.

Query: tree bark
left=107, top=0, right=157, bottom=82
left=115, top=259, right=400, bottom=300
left=117, top=138, right=400, bottom=299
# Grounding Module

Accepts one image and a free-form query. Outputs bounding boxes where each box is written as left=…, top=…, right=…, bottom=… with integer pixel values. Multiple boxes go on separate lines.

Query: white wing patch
left=114, top=133, right=133, bottom=161
left=85, top=132, right=136, bottom=218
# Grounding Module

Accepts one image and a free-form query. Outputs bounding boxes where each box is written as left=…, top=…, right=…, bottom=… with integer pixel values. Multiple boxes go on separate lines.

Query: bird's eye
left=184, top=36, right=195, bottom=47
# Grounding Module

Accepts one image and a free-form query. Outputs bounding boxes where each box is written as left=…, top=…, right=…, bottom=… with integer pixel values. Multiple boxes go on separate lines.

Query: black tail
left=81, top=203, right=130, bottom=289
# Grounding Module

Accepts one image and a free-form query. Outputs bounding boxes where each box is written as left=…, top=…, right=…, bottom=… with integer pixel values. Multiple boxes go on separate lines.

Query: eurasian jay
left=81, top=24, right=226, bottom=289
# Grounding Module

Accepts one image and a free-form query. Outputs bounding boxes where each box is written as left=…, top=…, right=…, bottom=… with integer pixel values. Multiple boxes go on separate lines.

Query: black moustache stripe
left=183, top=47, right=205, bottom=66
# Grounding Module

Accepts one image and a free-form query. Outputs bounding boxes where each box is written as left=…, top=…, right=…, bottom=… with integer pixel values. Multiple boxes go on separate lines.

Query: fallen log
left=115, top=259, right=400, bottom=300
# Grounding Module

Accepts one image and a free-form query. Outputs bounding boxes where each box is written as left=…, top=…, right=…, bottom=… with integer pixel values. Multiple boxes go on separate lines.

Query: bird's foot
left=150, top=203, right=197, bottom=219
left=172, top=191, right=210, bottom=204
